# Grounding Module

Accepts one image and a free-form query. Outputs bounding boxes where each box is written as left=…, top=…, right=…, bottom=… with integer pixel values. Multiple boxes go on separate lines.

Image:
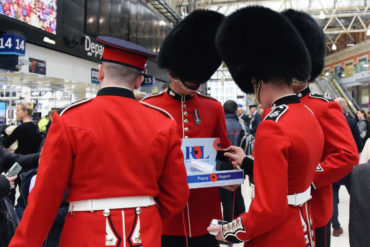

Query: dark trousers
left=332, top=173, right=351, bottom=230
left=315, top=222, right=331, bottom=247
left=162, top=234, right=218, bottom=247
left=219, top=187, right=245, bottom=221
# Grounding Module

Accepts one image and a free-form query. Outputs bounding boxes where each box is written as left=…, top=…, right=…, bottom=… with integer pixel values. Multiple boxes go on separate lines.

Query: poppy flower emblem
left=210, top=173, right=218, bottom=182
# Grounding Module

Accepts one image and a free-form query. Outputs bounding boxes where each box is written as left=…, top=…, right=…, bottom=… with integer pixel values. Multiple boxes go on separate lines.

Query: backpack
left=0, top=196, right=19, bottom=247
left=238, top=119, right=255, bottom=155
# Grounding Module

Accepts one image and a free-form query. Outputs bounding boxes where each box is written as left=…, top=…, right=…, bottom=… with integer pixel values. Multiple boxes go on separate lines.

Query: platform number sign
left=0, top=34, right=26, bottom=56
left=142, top=75, right=155, bottom=86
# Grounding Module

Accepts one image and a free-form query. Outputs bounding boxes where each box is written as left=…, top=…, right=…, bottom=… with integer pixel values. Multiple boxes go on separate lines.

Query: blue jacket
left=225, top=114, right=242, bottom=146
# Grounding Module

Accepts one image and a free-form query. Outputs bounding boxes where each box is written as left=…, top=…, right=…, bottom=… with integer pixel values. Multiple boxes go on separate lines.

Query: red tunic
left=297, top=87, right=359, bottom=227
left=143, top=88, right=231, bottom=237
left=10, top=87, right=189, bottom=247
left=229, top=95, right=324, bottom=246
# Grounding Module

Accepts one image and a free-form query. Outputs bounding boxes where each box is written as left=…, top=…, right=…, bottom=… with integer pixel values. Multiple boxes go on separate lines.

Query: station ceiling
left=148, top=0, right=370, bottom=54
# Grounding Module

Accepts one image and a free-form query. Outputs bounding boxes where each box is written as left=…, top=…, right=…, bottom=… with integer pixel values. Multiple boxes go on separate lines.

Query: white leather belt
left=287, top=187, right=311, bottom=206
left=68, top=196, right=156, bottom=212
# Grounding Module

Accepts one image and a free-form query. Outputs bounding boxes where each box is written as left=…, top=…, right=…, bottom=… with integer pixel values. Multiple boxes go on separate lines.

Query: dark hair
left=223, top=100, right=238, bottom=114
left=358, top=109, right=368, bottom=121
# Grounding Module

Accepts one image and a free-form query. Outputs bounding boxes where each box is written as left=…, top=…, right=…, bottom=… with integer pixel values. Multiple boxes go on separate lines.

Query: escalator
left=316, top=74, right=360, bottom=118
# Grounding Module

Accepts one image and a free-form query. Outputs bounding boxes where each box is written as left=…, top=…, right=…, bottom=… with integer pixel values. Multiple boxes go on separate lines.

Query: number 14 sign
left=0, top=34, right=26, bottom=56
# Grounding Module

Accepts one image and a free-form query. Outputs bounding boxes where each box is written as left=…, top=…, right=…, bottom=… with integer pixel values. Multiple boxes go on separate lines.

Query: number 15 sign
left=0, top=34, right=26, bottom=56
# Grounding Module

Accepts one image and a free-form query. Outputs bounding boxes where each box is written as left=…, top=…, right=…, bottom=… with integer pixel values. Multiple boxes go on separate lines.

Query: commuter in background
left=37, top=111, right=52, bottom=133
left=356, top=109, right=368, bottom=142
left=349, top=159, right=370, bottom=247
left=224, top=101, right=243, bottom=145
left=0, top=172, right=18, bottom=247
left=2, top=102, right=40, bottom=204
left=331, top=97, right=362, bottom=237
left=236, top=106, right=249, bottom=129
left=2, top=102, right=40, bottom=155
left=9, top=36, right=189, bottom=247
left=210, top=6, right=324, bottom=246
left=143, top=10, right=231, bottom=247
left=247, top=104, right=261, bottom=136
left=220, top=100, right=245, bottom=222
left=283, top=9, right=358, bottom=247
left=0, top=147, right=39, bottom=247
left=360, top=138, right=370, bottom=164
left=335, top=98, right=363, bottom=152
left=44, top=109, right=58, bottom=135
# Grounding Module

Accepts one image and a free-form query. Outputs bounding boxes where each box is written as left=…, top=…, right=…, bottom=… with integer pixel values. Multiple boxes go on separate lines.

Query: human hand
left=224, top=146, right=246, bottom=167
left=207, top=225, right=226, bottom=242
left=2, top=172, right=17, bottom=189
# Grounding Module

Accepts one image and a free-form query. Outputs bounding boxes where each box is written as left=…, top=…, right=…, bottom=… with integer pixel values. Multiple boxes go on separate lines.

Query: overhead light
left=43, top=37, right=55, bottom=45
left=159, top=20, right=166, bottom=26
left=331, top=43, right=337, bottom=50
left=367, top=29, right=370, bottom=36
left=319, top=10, right=325, bottom=19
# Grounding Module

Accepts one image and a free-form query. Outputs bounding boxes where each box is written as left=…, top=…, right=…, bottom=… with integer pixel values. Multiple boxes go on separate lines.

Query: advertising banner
left=29, top=58, right=46, bottom=75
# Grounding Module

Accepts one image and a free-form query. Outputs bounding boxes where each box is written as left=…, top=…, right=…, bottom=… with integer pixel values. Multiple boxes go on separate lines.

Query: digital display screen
left=0, top=0, right=57, bottom=34
left=0, top=101, right=6, bottom=127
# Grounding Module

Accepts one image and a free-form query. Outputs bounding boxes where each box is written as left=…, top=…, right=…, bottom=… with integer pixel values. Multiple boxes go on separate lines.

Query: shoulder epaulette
left=309, top=93, right=332, bottom=102
left=264, top=104, right=288, bottom=122
left=140, top=101, right=174, bottom=119
left=196, top=92, right=218, bottom=101
left=141, top=91, right=165, bottom=101
left=59, top=98, right=94, bottom=116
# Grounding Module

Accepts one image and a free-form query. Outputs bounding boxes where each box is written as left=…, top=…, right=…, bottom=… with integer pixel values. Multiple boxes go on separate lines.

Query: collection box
left=181, top=138, right=244, bottom=189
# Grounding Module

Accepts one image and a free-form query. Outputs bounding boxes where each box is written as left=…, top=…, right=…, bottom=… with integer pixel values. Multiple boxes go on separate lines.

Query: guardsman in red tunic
left=208, top=6, right=324, bottom=246
left=282, top=10, right=359, bottom=247
left=142, top=10, right=231, bottom=247
left=9, top=36, right=189, bottom=247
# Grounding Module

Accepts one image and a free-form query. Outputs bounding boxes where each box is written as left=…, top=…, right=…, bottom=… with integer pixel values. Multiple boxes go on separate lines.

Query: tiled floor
left=331, top=186, right=350, bottom=247
left=223, top=181, right=350, bottom=247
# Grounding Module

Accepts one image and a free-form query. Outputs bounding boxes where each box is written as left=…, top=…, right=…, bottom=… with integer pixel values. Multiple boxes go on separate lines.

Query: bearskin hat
left=282, top=9, right=326, bottom=82
left=215, top=6, right=311, bottom=94
left=157, top=10, right=224, bottom=84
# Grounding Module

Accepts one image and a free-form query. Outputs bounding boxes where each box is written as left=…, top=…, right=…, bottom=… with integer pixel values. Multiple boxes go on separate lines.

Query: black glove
left=241, top=155, right=254, bottom=178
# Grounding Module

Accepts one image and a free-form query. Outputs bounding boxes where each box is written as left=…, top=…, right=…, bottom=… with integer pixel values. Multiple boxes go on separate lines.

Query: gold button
left=183, top=104, right=187, bottom=108
left=184, top=127, right=189, bottom=132
left=184, top=111, right=188, bottom=116
left=184, top=136, right=189, bottom=138
left=184, top=119, right=189, bottom=124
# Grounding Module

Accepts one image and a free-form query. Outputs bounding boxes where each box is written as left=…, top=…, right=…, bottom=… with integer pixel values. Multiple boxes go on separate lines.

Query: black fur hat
left=282, top=9, right=326, bottom=82
left=157, top=10, right=224, bottom=84
left=215, top=6, right=311, bottom=94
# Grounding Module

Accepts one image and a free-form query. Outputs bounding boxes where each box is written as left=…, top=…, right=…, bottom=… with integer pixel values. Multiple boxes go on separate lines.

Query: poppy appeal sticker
left=210, top=173, right=218, bottom=182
